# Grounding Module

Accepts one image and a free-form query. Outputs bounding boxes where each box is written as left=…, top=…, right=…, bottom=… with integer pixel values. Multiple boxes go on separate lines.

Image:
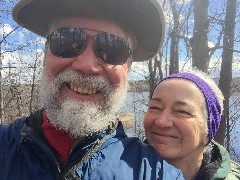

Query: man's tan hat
left=12, top=0, right=165, bottom=62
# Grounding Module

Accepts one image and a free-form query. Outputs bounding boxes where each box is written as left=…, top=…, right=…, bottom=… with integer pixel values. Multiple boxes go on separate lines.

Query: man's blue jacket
left=0, top=109, right=183, bottom=180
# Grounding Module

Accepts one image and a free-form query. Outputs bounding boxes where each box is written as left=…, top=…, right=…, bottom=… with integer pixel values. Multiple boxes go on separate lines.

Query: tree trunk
left=148, top=57, right=158, bottom=98
left=147, top=55, right=163, bottom=99
left=215, top=0, right=237, bottom=148
left=169, top=0, right=180, bottom=74
left=29, top=43, right=39, bottom=113
left=192, top=0, right=209, bottom=72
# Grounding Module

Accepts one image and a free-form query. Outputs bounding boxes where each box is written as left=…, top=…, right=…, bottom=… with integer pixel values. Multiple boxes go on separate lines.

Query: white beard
left=39, top=69, right=128, bottom=138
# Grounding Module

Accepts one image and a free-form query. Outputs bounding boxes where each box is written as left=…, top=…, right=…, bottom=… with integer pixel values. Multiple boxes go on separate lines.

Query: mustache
left=53, top=69, right=112, bottom=94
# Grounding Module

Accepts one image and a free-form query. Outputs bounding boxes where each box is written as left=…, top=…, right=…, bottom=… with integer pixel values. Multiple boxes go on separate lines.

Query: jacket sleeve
left=0, top=118, right=25, bottom=163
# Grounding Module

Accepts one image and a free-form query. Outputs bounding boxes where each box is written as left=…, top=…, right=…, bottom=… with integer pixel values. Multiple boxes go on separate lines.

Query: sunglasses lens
left=95, top=33, right=132, bottom=65
left=48, top=28, right=87, bottom=58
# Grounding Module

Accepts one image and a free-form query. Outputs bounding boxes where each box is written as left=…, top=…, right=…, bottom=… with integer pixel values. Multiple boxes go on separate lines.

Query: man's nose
left=71, top=39, right=103, bottom=75
left=154, top=110, right=173, bottom=128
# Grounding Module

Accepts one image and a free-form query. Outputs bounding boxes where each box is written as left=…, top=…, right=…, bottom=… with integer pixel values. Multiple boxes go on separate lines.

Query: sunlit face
left=39, top=17, right=133, bottom=138
left=144, top=79, right=208, bottom=164
left=43, top=16, right=132, bottom=104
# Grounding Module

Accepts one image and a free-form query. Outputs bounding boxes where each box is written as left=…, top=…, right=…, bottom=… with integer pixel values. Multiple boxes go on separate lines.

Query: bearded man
left=0, top=0, right=183, bottom=179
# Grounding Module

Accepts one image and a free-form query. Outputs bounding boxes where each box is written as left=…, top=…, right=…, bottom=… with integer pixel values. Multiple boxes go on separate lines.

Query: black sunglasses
left=46, top=27, right=133, bottom=65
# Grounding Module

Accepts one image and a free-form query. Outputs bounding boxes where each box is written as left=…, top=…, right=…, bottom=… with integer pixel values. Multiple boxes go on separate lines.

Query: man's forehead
left=52, top=17, right=126, bottom=32
left=49, top=16, right=135, bottom=48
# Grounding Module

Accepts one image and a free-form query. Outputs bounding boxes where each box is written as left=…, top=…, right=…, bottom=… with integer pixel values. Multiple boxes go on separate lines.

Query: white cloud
left=0, top=24, right=14, bottom=37
left=129, top=62, right=149, bottom=80
left=208, top=41, right=215, bottom=48
left=1, top=51, right=44, bottom=84
left=37, top=48, right=44, bottom=53
left=36, top=36, right=46, bottom=45
left=163, top=0, right=193, bottom=29
left=164, top=11, right=174, bottom=28
left=2, top=50, right=44, bottom=67
left=176, top=0, right=191, bottom=4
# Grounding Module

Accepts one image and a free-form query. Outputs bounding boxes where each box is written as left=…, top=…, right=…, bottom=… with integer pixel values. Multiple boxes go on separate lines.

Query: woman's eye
left=149, top=106, right=163, bottom=111
left=178, top=110, right=191, bottom=116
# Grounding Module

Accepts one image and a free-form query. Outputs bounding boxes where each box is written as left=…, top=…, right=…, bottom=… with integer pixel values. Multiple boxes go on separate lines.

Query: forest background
left=0, top=0, right=240, bottom=162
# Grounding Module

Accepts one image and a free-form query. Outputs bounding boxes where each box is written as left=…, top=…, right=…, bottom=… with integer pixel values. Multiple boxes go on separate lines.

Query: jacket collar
left=212, top=141, right=231, bottom=179
left=194, top=141, right=231, bottom=179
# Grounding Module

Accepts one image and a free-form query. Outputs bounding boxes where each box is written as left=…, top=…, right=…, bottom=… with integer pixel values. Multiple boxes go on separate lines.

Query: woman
left=144, top=69, right=240, bottom=180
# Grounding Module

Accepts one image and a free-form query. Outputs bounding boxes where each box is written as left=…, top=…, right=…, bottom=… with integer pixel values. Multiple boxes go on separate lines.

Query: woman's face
left=144, top=79, right=209, bottom=164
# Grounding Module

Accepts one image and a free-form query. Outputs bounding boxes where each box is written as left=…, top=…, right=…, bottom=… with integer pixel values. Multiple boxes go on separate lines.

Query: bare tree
left=0, top=26, right=19, bottom=122
left=168, top=0, right=180, bottom=74
left=148, top=56, right=163, bottom=97
left=0, top=1, right=43, bottom=123
left=216, top=0, right=238, bottom=148
left=192, top=0, right=210, bottom=72
left=29, top=42, right=43, bottom=113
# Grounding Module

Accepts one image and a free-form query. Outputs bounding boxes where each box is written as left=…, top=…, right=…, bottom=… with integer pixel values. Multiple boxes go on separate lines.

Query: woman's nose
left=154, top=110, right=173, bottom=128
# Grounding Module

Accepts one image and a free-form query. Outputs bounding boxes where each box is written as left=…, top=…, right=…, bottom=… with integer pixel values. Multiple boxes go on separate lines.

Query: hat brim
left=13, top=0, right=165, bottom=62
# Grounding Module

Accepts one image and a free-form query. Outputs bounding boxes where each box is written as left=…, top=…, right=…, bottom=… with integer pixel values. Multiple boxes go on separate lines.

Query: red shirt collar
left=41, top=111, right=73, bottom=165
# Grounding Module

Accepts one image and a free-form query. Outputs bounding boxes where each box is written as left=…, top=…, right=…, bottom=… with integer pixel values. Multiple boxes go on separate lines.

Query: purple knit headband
left=154, top=72, right=221, bottom=144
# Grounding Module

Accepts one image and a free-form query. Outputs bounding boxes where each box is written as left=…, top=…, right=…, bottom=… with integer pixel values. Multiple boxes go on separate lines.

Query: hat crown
left=13, top=0, right=165, bottom=62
